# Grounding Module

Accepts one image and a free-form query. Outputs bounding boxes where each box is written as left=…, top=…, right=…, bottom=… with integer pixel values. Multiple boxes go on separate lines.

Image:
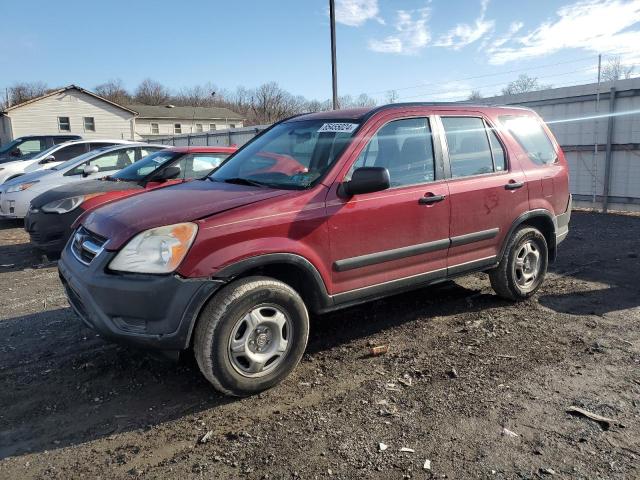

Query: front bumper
left=58, top=240, right=225, bottom=351
left=0, top=191, right=29, bottom=218
left=25, top=208, right=80, bottom=254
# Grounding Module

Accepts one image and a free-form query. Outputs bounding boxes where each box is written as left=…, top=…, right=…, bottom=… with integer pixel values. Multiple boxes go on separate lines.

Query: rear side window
left=499, top=115, right=556, bottom=165
left=176, top=153, right=230, bottom=179
left=54, top=144, right=87, bottom=162
left=441, top=117, right=496, bottom=178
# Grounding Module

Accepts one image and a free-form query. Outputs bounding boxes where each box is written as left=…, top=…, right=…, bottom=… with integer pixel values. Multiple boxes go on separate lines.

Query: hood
left=31, top=179, right=141, bottom=209
left=2, top=169, right=54, bottom=187
left=81, top=179, right=291, bottom=250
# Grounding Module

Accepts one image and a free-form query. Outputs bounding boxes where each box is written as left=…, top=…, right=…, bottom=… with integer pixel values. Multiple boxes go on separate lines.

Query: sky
left=1, top=0, right=639, bottom=103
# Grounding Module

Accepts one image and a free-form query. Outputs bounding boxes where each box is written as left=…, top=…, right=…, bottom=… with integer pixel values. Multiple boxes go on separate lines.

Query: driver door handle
left=505, top=181, right=524, bottom=190
left=419, top=194, right=446, bottom=205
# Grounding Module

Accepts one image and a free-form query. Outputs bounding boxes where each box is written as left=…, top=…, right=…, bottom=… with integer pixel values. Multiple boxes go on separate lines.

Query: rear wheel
left=193, top=276, right=309, bottom=396
left=490, top=226, right=548, bottom=300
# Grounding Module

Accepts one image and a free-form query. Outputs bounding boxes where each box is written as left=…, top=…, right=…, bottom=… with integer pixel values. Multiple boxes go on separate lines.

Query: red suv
left=58, top=104, right=571, bottom=396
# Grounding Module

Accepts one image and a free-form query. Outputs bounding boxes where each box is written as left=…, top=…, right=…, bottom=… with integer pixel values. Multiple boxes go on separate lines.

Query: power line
left=369, top=48, right=635, bottom=98
left=395, top=66, right=598, bottom=101
left=367, top=55, right=597, bottom=96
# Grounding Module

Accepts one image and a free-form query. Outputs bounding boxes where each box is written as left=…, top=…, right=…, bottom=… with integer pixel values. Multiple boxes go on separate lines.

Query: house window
left=174, top=123, right=182, bottom=134
left=195, top=123, right=203, bottom=133
left=151, top=123, right=159, bottom=135
left=209, top=124, right=217, bottom=131
left=229, top=123, right=236, bottom=129
left=58, top=117, right=71, bottom=131
left=83, top=117, right=95, bottom=132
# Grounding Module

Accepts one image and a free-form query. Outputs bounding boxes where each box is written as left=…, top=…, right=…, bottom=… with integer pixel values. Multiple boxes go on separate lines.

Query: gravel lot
left=0, top=211, right=639, bottom=479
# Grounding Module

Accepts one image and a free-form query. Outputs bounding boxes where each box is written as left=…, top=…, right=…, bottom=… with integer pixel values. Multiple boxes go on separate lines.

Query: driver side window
left=347, top=117, right=436, bottom=188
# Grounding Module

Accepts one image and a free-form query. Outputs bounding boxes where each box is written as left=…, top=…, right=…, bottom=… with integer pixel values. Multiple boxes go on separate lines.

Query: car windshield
left=209, top=119, right=360, bottom=189
left=111, top=150, right=180, bottom=181
left=0, top=139, right=22, bottom=155
left=52, top=147, right=113, bottom=171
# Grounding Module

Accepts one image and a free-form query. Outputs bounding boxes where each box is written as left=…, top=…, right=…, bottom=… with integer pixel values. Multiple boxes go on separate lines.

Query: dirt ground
left=0, top=211, right=638, bottom=479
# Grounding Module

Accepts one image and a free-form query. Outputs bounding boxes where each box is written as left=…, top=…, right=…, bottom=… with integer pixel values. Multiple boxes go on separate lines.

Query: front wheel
left=489, top=226, right=548, bottom=300
left=193, top=276, right=309, bottom=396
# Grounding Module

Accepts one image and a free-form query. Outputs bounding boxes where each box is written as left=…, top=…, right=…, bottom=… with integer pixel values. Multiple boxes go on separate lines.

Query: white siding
left=135, top=118, right=244, bottom=139
left=6, top=90, right=135, bottom=140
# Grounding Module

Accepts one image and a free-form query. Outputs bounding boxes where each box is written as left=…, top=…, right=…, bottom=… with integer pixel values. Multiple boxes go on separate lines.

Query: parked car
left=0, top=143, right=166, bottom=220
left=0, top=135, right=82, bottom=163
left=26, top=146, right=236, bottom=256
left=0, top=139, right=134, bottom=185
left=58, top=104, right=571, bottom=396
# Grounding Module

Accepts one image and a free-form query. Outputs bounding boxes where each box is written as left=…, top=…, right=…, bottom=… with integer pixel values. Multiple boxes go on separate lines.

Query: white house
left=0, top=85, right=137, bottom=145
left=130, top=104, right=244, bottom=139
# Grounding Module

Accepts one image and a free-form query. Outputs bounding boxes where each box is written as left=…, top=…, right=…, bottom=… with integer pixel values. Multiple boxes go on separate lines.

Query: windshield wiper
left=219, top=177, right=270, bottom=188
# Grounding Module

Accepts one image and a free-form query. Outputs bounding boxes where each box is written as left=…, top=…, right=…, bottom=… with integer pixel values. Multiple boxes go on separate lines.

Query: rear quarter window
left=499, top=115, right=557, bottom=165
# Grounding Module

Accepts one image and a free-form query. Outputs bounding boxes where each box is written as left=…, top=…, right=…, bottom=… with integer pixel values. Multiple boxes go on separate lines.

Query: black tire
left=489, top=226, right=548, bottom=301
left=193, top=276, right=309, bottom=397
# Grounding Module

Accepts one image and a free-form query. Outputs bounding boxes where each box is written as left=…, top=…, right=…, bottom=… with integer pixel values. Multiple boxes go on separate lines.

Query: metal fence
left=150, top=78, right=640, bottom=212
left=148, top=125, right=269, bottom=148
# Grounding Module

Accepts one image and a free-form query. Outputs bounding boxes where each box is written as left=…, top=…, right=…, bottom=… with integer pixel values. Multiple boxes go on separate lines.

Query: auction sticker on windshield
left=317, top=123, right=358, bottom=133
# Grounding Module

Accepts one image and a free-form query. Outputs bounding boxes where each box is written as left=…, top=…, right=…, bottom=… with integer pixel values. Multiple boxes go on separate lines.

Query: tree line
left=2, top=56, right=634, bottom=124
left=0, top=78, right=377, bottom=126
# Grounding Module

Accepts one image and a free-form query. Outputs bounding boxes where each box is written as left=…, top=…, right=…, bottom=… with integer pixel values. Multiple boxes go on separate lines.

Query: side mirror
left=339, top=167, right=390, bottom=197
left=149, top=165, right=181, bottom=182
left=10, top=149, right=21, bottom=157
left=83, top=164, right=99, bottom=177
left=39, top=155, right=56, bottom=165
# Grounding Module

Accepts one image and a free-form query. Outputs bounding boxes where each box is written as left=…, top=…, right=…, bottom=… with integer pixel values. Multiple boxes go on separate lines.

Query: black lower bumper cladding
left=58, top=242, right=224, bottom=351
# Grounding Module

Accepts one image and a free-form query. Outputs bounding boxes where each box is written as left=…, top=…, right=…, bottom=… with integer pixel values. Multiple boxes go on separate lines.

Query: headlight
left=109, top=222, right=198, bottom=274
left=6, top=181, right=38, bottom=193
left=41, top=194, right=100, bottom=214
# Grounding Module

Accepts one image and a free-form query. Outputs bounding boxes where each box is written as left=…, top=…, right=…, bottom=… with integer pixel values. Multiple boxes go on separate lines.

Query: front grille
left=71, top=226, right=107, bottom=265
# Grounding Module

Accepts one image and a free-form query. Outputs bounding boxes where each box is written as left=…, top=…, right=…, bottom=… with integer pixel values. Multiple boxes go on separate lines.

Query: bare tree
left=601, top=56, right=635, bottom=82
left=95, top=79, right=131, bottom=106
left=4, top=81, right=50, bottom=108
left=468, top=89, right=483, bottom=101
left=134, top=78, right=171, bottom=105
left=174, top=83, right=219, bottom=107
left=502, top=74, right=551, bottom=95
left=386, top=90, right=399, bottom=104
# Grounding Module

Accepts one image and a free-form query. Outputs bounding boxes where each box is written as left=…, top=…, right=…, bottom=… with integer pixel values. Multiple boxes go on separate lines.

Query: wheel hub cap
left=514, top=239, right=541, bottom=289
left=228, top=305, right=291, bottom=378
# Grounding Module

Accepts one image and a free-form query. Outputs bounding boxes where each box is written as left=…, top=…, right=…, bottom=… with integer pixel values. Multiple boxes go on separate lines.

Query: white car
left=0, top=139, right=135, bottom=185
left=0, top=144, right=166, bottom=219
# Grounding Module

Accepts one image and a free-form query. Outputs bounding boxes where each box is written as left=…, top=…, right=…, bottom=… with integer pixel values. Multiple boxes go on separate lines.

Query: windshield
left=0, top=139, right=22, bottom=155
left=52, top=147, right=113, bottom=171
left=210, top=120, right=360, bottom=189
left=111, top=150, right=180, bottom=181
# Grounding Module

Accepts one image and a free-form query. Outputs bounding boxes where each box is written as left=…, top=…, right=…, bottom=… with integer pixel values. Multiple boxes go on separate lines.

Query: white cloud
left=488, top=0, right=640, bottom=65
left=335, top=0, right=383, bottom=27
left=492, top=21, right=524, bottom=48
left=369, top=8, right=431, bottom=55
left=435, top=0, right=495, bottom=50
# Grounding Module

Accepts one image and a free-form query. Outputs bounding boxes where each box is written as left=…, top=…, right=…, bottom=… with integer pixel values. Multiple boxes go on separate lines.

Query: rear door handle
left=419, top=194, right=446, bottom=205
left=505, top=181, right=524, bottom=190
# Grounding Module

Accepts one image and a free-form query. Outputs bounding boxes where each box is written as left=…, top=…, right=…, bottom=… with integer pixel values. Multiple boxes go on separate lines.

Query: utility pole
left=591, top=54, right=602, bottom=206
left=329, top=0, right=339, bottom=110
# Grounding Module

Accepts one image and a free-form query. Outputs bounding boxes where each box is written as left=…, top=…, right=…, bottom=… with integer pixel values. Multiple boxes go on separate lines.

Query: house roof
left=1, top=85, right=138, bottom=115
left=127, top=104, right=243, bottom=121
